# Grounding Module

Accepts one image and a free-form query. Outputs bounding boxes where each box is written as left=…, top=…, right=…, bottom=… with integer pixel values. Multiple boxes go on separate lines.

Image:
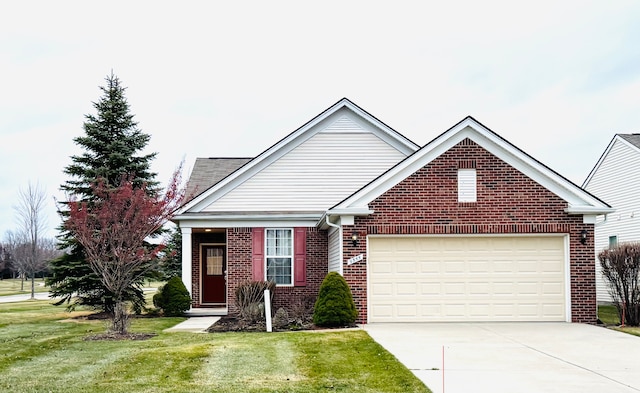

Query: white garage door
left=368, top=236, right=567, bottom=322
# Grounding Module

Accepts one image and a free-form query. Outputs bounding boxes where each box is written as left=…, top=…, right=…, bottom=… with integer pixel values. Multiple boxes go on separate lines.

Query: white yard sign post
left=264, top=289, right=273, bottom=332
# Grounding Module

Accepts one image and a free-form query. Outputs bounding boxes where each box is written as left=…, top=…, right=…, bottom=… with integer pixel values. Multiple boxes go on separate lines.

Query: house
left=172, top=98, right=613, bottom=324
left=583, top=134, right=640, bottom=303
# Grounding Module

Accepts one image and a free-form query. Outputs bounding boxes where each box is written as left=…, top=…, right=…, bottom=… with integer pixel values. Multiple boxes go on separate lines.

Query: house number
left=346, top=254, right=364, bottom=265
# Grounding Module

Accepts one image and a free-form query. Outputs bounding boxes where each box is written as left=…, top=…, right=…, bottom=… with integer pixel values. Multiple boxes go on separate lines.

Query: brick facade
left=341, top=138, right=596, bottom=324
left=192, top=227, right=328, bottom=316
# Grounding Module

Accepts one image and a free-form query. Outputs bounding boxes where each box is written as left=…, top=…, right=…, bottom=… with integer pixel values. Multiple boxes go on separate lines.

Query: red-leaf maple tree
left=65, top=168, right=184, bottom=335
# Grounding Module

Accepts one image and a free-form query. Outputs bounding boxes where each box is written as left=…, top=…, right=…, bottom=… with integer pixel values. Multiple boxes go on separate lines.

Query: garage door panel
left=368, top=236, right=566, bottom=322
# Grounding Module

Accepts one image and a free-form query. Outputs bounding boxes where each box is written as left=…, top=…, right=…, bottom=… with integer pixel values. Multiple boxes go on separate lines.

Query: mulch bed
left=83, top=332, right=157, bottom=341
left=206, top=315, right=355, bottom=333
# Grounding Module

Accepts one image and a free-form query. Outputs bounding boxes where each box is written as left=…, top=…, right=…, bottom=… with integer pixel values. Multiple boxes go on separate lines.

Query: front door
left=202, top=245, right=226, bottom=304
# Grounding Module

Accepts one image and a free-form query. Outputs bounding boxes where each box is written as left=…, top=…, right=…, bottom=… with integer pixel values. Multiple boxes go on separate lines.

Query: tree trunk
left=111, top=300, right=130, bottom=335
left=30, top=273, right=35, bottom=299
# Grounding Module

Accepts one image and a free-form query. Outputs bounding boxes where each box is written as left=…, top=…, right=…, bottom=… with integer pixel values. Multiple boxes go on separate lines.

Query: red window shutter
left=294, top=227, right=307, bottom=286
left=252, top=228, right=264, bottom=281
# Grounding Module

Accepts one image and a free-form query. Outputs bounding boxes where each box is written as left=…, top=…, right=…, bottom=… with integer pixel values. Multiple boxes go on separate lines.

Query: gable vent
left=323, top=116, right=366, bottom=133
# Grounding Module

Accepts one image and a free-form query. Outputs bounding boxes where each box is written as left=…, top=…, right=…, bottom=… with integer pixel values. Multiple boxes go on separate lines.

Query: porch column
left=181, top=227, right=192, bottom=296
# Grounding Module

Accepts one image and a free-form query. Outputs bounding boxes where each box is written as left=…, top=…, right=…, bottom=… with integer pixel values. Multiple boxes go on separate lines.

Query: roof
left=619, top=134, right=640, bottom=149
left=175, top=98, right=419, bottom=216
left=184, top=157, right=251, bottom=202
left=330, top=116, right=612, bottom=219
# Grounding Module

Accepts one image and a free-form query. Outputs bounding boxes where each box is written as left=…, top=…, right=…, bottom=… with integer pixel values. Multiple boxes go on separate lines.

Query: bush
left=599, top=242, right=640, bottom=326
left=313, top=272, right=357, bottom=327
left=235, top=280, right=276, bottom=323
left=153, top=276, right=191, bottom=316
left=273, top=307, right=290, bottom=329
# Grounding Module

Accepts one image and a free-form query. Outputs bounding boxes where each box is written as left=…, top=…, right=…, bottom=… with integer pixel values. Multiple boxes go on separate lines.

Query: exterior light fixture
left=351, top=232, right=359, bottom=247
left=580, top=229, right=588, bottom=245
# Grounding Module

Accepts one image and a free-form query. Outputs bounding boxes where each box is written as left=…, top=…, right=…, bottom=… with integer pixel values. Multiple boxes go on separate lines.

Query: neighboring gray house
left=583, top=134, right=640, bottom=302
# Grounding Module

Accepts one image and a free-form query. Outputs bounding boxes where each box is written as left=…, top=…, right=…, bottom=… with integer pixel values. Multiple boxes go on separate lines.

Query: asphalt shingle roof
left=185, top=157, right=252, bottom=201
left=619, top=134, right=640, bottom=149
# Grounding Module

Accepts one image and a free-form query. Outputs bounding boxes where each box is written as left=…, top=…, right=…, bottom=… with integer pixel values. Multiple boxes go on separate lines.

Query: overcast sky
left=1, top=1, right=639, bottom=239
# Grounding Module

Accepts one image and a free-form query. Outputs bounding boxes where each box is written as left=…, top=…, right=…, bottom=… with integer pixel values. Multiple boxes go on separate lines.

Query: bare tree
left=64, top=170, right=184, bottom=335
left=3, top=231, right=30, bottom=288
left=0, top=244, right=7, bottom=279
left=13, top=182, right=51, bottom=299
left=598, top=242, right=640, bottom=326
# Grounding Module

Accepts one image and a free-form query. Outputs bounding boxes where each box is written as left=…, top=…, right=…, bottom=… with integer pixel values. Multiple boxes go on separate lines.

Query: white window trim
left=265, top=228, right=294, bottom=286
left=458, top=169, right=477, bottom=202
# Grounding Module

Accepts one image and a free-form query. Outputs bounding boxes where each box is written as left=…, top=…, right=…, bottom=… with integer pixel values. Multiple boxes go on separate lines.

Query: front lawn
left=0, top=300, right=429, bottom=393
left=0, top=278, right=49, bottom=296
left=598, top=304, right=640, bottom=337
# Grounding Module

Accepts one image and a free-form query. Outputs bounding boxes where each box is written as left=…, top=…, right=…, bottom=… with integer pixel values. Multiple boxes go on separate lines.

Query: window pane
left=267, top=257, right=292, bottom=285
left=206, top=248, right=223, bottom=276
left=265, top=229, right=293, bottom=285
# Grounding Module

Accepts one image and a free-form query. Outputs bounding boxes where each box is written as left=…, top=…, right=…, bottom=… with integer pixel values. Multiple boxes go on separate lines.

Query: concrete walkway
left=164, top=317, right=220, bottom=333
left=0, top=292, right=51, bottom=303
left=364, top=322, right=640, bottom=393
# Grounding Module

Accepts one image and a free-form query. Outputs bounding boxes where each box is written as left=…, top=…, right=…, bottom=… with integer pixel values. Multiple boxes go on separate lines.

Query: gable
left=584, top=134, right=640, bottom=188
left=175, top=99, right=419, bottom=217
left=366, top=138, right=572, bottom=224
left=203, top=122, right=408, bottom=212
left=331, top=117, right=612, bottom=220
left=583, top=136, right=640, bottom=209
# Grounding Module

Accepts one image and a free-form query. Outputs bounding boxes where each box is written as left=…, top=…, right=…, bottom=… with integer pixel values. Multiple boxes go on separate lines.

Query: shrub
left=235, top=280, right=276, bottom=323
left=313, top=272, right=357, bottom=327
left=153, top=276, right=191, bottom=317
left=273, top=307, right=290, bottom=329
left=599, top=242, right=640, bottom=326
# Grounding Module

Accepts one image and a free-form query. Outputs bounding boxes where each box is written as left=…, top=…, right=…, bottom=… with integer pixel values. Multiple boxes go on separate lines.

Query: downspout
left=594, top=214, right=609, bottom=227
left=325, top=214, right=340, bottom=230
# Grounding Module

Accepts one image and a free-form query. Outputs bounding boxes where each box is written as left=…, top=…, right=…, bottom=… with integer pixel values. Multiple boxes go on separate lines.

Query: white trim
left=175, top=217, right=318, bottom=229
left=175, top=99, right=418, bottom=215
left=563, top=234, right=571, bottom=322
left=199, top=242, right=227, bottom=306
left=265, top=228, right=294, bottom=286
left=334, top=117, right=611, bottom=216
left=181, top=227, right=192, bottom=297
left=584, top=135, right=640, bottom=187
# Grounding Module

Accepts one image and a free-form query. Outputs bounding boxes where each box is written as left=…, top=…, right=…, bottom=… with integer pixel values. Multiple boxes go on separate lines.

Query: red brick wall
left=193, top=227, right=328, bottom=316
left=341, top=138, right=595, bottom=324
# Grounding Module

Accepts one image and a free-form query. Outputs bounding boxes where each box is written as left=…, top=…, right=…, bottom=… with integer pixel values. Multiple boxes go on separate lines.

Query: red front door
left=202, top=246, right=226, bottom=304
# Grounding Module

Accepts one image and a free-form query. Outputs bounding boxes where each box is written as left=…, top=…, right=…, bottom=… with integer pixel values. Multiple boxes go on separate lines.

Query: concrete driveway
left=364, top=323, right=640, bottom=393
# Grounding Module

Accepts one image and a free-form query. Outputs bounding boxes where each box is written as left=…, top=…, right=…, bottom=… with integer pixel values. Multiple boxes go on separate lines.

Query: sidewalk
left=164, top=316, right=220, bottom=333
left=0, top=292, right=51, bottom=303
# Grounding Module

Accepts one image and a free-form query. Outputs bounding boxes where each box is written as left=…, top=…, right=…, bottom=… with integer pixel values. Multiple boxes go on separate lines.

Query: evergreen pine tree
left=158, top=226, right=182, bottom=280
left=48, top=72, right=159, bottom=313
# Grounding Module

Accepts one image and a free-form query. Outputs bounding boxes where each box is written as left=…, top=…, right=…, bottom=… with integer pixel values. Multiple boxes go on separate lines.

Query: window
left=609, top=235, right=618, bottom=248
left=458, top=169, right=477, bottom=202
left=266, top=229, right=293, bottom=285
left=206, top=248, right=224, bottom=276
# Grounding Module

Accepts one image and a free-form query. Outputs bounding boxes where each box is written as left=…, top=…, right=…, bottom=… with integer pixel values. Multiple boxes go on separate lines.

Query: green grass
left=598, top=304, right=640, bottom=337
left=0, top=300, right=429, bottom=393
left=0, top=278, right=49, bottom=296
